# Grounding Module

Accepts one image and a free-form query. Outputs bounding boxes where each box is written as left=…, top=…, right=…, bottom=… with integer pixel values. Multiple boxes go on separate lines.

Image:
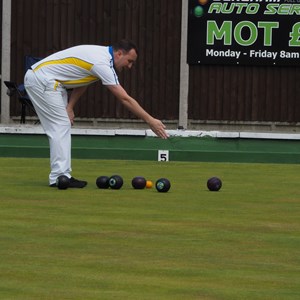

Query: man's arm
left=66, top=86, right=88, bottom=125
left=106, top=84, right=168, bottom=139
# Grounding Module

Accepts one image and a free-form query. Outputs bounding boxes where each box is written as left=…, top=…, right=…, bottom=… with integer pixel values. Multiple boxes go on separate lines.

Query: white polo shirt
left=31, top=45, right=119, bottom=89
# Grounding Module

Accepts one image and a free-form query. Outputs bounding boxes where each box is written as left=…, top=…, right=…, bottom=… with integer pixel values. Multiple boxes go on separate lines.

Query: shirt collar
left=109, top=46, right=114, bottom=65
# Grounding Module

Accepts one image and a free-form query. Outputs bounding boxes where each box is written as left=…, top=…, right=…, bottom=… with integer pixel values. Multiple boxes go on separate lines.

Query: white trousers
left=24, top=70, right=72, bottom=185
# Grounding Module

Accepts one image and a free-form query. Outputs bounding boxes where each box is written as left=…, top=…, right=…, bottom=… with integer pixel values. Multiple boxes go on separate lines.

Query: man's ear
left=116, top=50, right=123, bottom=57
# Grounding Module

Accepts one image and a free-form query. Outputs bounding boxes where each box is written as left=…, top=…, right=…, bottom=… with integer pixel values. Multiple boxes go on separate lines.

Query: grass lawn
left=0, top=157, right=299, bottom=299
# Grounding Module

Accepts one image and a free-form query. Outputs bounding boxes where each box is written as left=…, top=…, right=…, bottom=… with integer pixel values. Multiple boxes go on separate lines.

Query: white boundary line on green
left=1, top=125, right=300, bottom=140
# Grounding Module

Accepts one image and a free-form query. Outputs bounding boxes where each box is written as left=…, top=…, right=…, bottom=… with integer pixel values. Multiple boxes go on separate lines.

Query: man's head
left=112, top=39, right=138, bottom=72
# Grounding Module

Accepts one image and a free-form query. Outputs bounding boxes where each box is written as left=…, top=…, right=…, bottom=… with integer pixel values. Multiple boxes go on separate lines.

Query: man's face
left=114, top=49, right=137, bottom=72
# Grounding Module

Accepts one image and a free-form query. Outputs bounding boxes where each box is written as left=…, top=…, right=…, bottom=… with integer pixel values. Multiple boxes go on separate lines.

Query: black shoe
left=49, top=177, right=87, bottom=188
left=69, top=177, right=87, bottom=188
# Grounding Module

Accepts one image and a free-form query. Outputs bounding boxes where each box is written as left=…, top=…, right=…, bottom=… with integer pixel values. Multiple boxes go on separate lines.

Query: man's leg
left=24, top=71, right=78, bottom=185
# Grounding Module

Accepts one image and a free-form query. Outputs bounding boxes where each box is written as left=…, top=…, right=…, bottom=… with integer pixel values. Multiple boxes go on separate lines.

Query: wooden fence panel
left=9, top=0, right=181, bottom=121
left=8, top=0, right=300, bottom=125
left=188, top=65, right=300, bottom=123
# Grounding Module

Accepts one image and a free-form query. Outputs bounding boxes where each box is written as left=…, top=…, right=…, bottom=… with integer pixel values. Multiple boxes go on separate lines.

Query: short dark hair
left=112, top=39, right=138, bottom=55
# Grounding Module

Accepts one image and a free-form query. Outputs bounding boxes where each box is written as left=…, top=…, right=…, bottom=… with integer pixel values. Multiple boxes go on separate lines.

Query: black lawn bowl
left=108, top=175, right=124, bottom=190
left=207, top=177, right=222, bottom=191
left=96, top=176, right=110, bottom=189
left=132, top=176, right=147, bottom=189
left=56, top=175, right=70, bottom=190
left=155, top=178, right=171, bottom=193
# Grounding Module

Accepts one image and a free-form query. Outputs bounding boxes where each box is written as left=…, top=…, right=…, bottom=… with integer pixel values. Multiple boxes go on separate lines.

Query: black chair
left=5, top=55, right=41, bottom=124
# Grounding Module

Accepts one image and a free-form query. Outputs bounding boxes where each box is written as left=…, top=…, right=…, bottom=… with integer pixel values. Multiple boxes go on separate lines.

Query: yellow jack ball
left=146, top=180, right=153, bottom=188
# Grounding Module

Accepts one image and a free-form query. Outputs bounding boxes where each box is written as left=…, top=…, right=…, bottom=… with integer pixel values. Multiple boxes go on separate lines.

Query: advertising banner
left=187, top=0, right=300, bottom=66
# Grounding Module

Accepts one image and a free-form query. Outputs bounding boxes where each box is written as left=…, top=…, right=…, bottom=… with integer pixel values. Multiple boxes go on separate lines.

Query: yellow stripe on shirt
left=33, top=57, right=94, bottom=72
left=60, top=76, right=99, bottom=86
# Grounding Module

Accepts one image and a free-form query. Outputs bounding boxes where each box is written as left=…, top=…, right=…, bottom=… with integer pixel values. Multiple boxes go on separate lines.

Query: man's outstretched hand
left=149, top=118, right=168, bottom=139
